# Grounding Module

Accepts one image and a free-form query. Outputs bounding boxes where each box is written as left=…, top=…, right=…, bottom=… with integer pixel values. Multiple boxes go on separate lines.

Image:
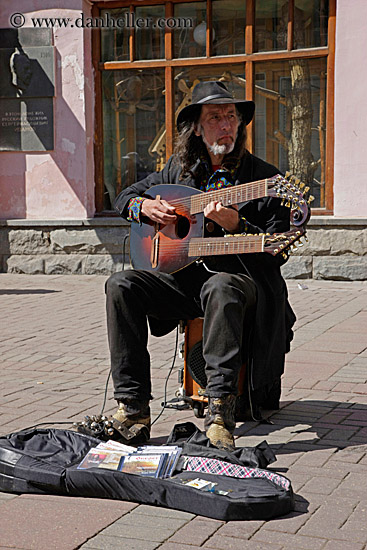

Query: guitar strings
left=164, top=178, right=271, bottom=210
left=151, top=240, right=266, bottom=255
left=156, top=176, right=302, bottom=216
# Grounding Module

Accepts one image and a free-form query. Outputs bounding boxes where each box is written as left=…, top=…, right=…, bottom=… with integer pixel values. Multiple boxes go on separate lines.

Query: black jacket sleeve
left=114, top=156, right=177, bottom=219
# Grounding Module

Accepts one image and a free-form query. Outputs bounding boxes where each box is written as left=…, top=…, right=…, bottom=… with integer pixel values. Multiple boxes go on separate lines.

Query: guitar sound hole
left=175, top=216, right=190, bottom=239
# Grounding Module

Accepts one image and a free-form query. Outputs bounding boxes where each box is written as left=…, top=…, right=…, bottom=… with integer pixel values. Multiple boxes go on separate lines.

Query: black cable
left=151, top=325, right=179, bottom=426
left=2, top=318, right=179, bottom=437
left=122, top=232, right=129, bottom=272
left=100, top=368, right=112, bottom=416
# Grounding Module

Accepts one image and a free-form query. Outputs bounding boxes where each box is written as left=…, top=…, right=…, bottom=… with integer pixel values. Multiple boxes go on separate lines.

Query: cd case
left=77, top=440, right=182, bottom=478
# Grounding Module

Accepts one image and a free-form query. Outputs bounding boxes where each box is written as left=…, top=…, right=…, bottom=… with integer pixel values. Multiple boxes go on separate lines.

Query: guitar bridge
left=150, top=228, right=160, bottom=269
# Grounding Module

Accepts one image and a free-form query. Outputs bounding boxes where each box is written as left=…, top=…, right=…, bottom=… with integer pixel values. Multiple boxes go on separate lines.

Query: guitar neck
left=190, top=179, right=269, bottom=215
left=188, top=235, right=265, bottom=257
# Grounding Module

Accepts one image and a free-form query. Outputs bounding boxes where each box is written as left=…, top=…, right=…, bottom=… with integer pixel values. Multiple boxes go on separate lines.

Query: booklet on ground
left=77, top=441, right=182, bottom=478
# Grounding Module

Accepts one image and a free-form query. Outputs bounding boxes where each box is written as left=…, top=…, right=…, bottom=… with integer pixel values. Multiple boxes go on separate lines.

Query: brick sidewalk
left=0, top=274, right=366, bottom=549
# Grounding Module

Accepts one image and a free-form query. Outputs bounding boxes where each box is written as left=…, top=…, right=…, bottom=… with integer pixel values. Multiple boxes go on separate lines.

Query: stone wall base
left=281, top=255, right=367, bottom=280
left=0, top=217, right=366, bottom=280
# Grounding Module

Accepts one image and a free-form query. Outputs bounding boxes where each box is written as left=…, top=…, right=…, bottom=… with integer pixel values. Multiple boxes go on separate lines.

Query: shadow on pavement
left=235, top=399, right=367, bottom=453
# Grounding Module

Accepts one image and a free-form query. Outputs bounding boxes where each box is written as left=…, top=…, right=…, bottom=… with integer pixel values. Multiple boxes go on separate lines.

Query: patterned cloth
left=200, top=167, right=236, bottom=193
left=200, top=162, right=248, bottom=233
left=198, top=156, right=239, bottom=193
left=127, top=196, right=145, bottom=223
left=184, top=456, right=290, bottom=491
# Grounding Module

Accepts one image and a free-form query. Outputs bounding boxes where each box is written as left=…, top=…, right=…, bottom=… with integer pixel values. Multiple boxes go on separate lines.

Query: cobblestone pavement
left=0, top=274, right=366, bottom=550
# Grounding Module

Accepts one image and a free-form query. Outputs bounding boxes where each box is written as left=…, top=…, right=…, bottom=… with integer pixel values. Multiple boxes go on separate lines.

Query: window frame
left=92, top=0, right=336, bottom=215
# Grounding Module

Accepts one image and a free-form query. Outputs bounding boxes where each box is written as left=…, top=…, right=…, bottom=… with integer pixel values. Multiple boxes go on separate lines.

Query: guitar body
left=129, top=183, right=306, bottom=274
left=130, top=184, right=205, bottom=273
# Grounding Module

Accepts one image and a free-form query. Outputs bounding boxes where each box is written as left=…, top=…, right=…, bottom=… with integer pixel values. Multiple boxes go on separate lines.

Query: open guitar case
left=0, top=422, right=293, bottom=521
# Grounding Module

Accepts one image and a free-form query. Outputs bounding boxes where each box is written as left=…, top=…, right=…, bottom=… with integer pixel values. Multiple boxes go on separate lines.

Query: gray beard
left=201, top=129, right=235, bottom=157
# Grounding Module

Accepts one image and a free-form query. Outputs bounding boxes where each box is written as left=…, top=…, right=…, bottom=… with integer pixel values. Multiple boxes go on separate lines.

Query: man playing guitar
left=105, top=81, right=297, bottom=451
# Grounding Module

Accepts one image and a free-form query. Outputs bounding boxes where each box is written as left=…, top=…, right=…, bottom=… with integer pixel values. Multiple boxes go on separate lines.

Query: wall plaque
left=0, top=28, right=54, bottom=151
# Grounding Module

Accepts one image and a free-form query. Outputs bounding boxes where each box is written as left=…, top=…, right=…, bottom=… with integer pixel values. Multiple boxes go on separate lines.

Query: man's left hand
left=204, top=201, right=240, bottom=233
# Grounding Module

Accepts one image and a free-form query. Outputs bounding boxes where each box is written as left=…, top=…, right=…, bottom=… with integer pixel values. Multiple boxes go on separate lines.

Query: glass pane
left=212, top=0, right=246, bottom=56
left=254, top=58, right=327, bottom=207
left=100, top=8, right=129, bottom=62
left=135, top=5, right=165, bottom=60
left=174, top=2, right=207, bottom=58
left=102, top=69, right=165, bottom=210
left=255, top=0, right=288, bottom=52
left=294, top=0, right=328, bottom=48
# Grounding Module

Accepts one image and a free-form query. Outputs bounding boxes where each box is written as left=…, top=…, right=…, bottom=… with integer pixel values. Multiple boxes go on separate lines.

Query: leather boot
left=113, top=399, right=151, bottom=428
left=204, top=394, right=236, bottom=451
left=112, top=398, right=151, bottom=444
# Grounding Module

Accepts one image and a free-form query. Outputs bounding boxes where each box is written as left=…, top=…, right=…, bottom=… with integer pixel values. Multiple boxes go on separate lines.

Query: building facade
left=0, top=0, right=365, bottom=278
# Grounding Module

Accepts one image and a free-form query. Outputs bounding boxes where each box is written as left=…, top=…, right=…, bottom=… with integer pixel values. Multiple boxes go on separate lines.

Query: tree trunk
left=288, top=59, right=314, bottom=185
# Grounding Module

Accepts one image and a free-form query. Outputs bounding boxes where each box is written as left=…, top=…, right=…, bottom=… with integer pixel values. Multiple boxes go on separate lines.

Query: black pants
left=105, top=264, right=257, bottom=402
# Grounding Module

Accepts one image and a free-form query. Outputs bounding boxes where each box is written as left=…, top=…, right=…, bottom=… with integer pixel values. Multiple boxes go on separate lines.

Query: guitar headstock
left=269, top=173, right=314, bottom=227
left=264, top=228, right=307, bottom=258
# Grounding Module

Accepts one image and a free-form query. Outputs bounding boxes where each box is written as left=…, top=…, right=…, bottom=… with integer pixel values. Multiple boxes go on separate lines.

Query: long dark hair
left=173, top=108, right=248, bottom=179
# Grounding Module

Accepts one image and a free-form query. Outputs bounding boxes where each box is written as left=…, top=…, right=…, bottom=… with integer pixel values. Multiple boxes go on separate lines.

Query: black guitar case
left=0, top=423, right=294, bottom=521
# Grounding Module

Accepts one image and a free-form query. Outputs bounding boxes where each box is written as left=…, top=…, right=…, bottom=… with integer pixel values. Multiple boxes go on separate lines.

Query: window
left=93, top=0, right=335, bottom=213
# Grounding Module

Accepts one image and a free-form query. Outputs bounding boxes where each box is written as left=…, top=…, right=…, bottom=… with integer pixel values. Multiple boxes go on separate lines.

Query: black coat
left=115, top=152, right=296, bottom=392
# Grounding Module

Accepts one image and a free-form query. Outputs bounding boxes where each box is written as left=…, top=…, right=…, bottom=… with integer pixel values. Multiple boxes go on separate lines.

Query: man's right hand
left=141, top=198, right=177, bottom=225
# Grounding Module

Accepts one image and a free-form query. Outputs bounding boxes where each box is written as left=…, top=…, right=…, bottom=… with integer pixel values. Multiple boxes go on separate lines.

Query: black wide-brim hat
left=177, top=81, right=255, bottom=129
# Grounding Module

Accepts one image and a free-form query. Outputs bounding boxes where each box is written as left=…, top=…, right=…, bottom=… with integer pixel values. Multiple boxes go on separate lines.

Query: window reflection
left=102, top=70, right=165, bottom=210
left=254, top=58, right=327, bottom=207
left=135, top=5, right=165, bottom=60
left=212, top=0, right=246, bottom=56
left=294, top=0, right=328, bottom=48
left=255, top=0, right=288, bottom=52
left=174, top=2, right=207, bottom=58
left=101, top=8, right=129, bottom=62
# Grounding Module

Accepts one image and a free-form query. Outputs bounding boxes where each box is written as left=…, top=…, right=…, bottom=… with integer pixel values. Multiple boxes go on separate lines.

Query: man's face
left=195, top=103, right=241, bottom=157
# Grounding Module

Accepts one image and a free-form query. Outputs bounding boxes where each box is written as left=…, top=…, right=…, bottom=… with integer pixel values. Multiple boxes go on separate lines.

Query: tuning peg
left=304, top=186, right=310, bottom=194
left=304, top=234, right=309, bottom=243
left=285, top=171, right=291, bottom=179
left=282, top=252, right=288, bottom=259
left=299, top=182, right=305, bottom=190
left=307, top=195, right=315, bottom=204
left=285, top=200, right=291, bottom=208
left=297, top=241, right=304, bottom=247
left=281, top=199, right=285, bottom=206
left=295, top=178, right=301, bottom=186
